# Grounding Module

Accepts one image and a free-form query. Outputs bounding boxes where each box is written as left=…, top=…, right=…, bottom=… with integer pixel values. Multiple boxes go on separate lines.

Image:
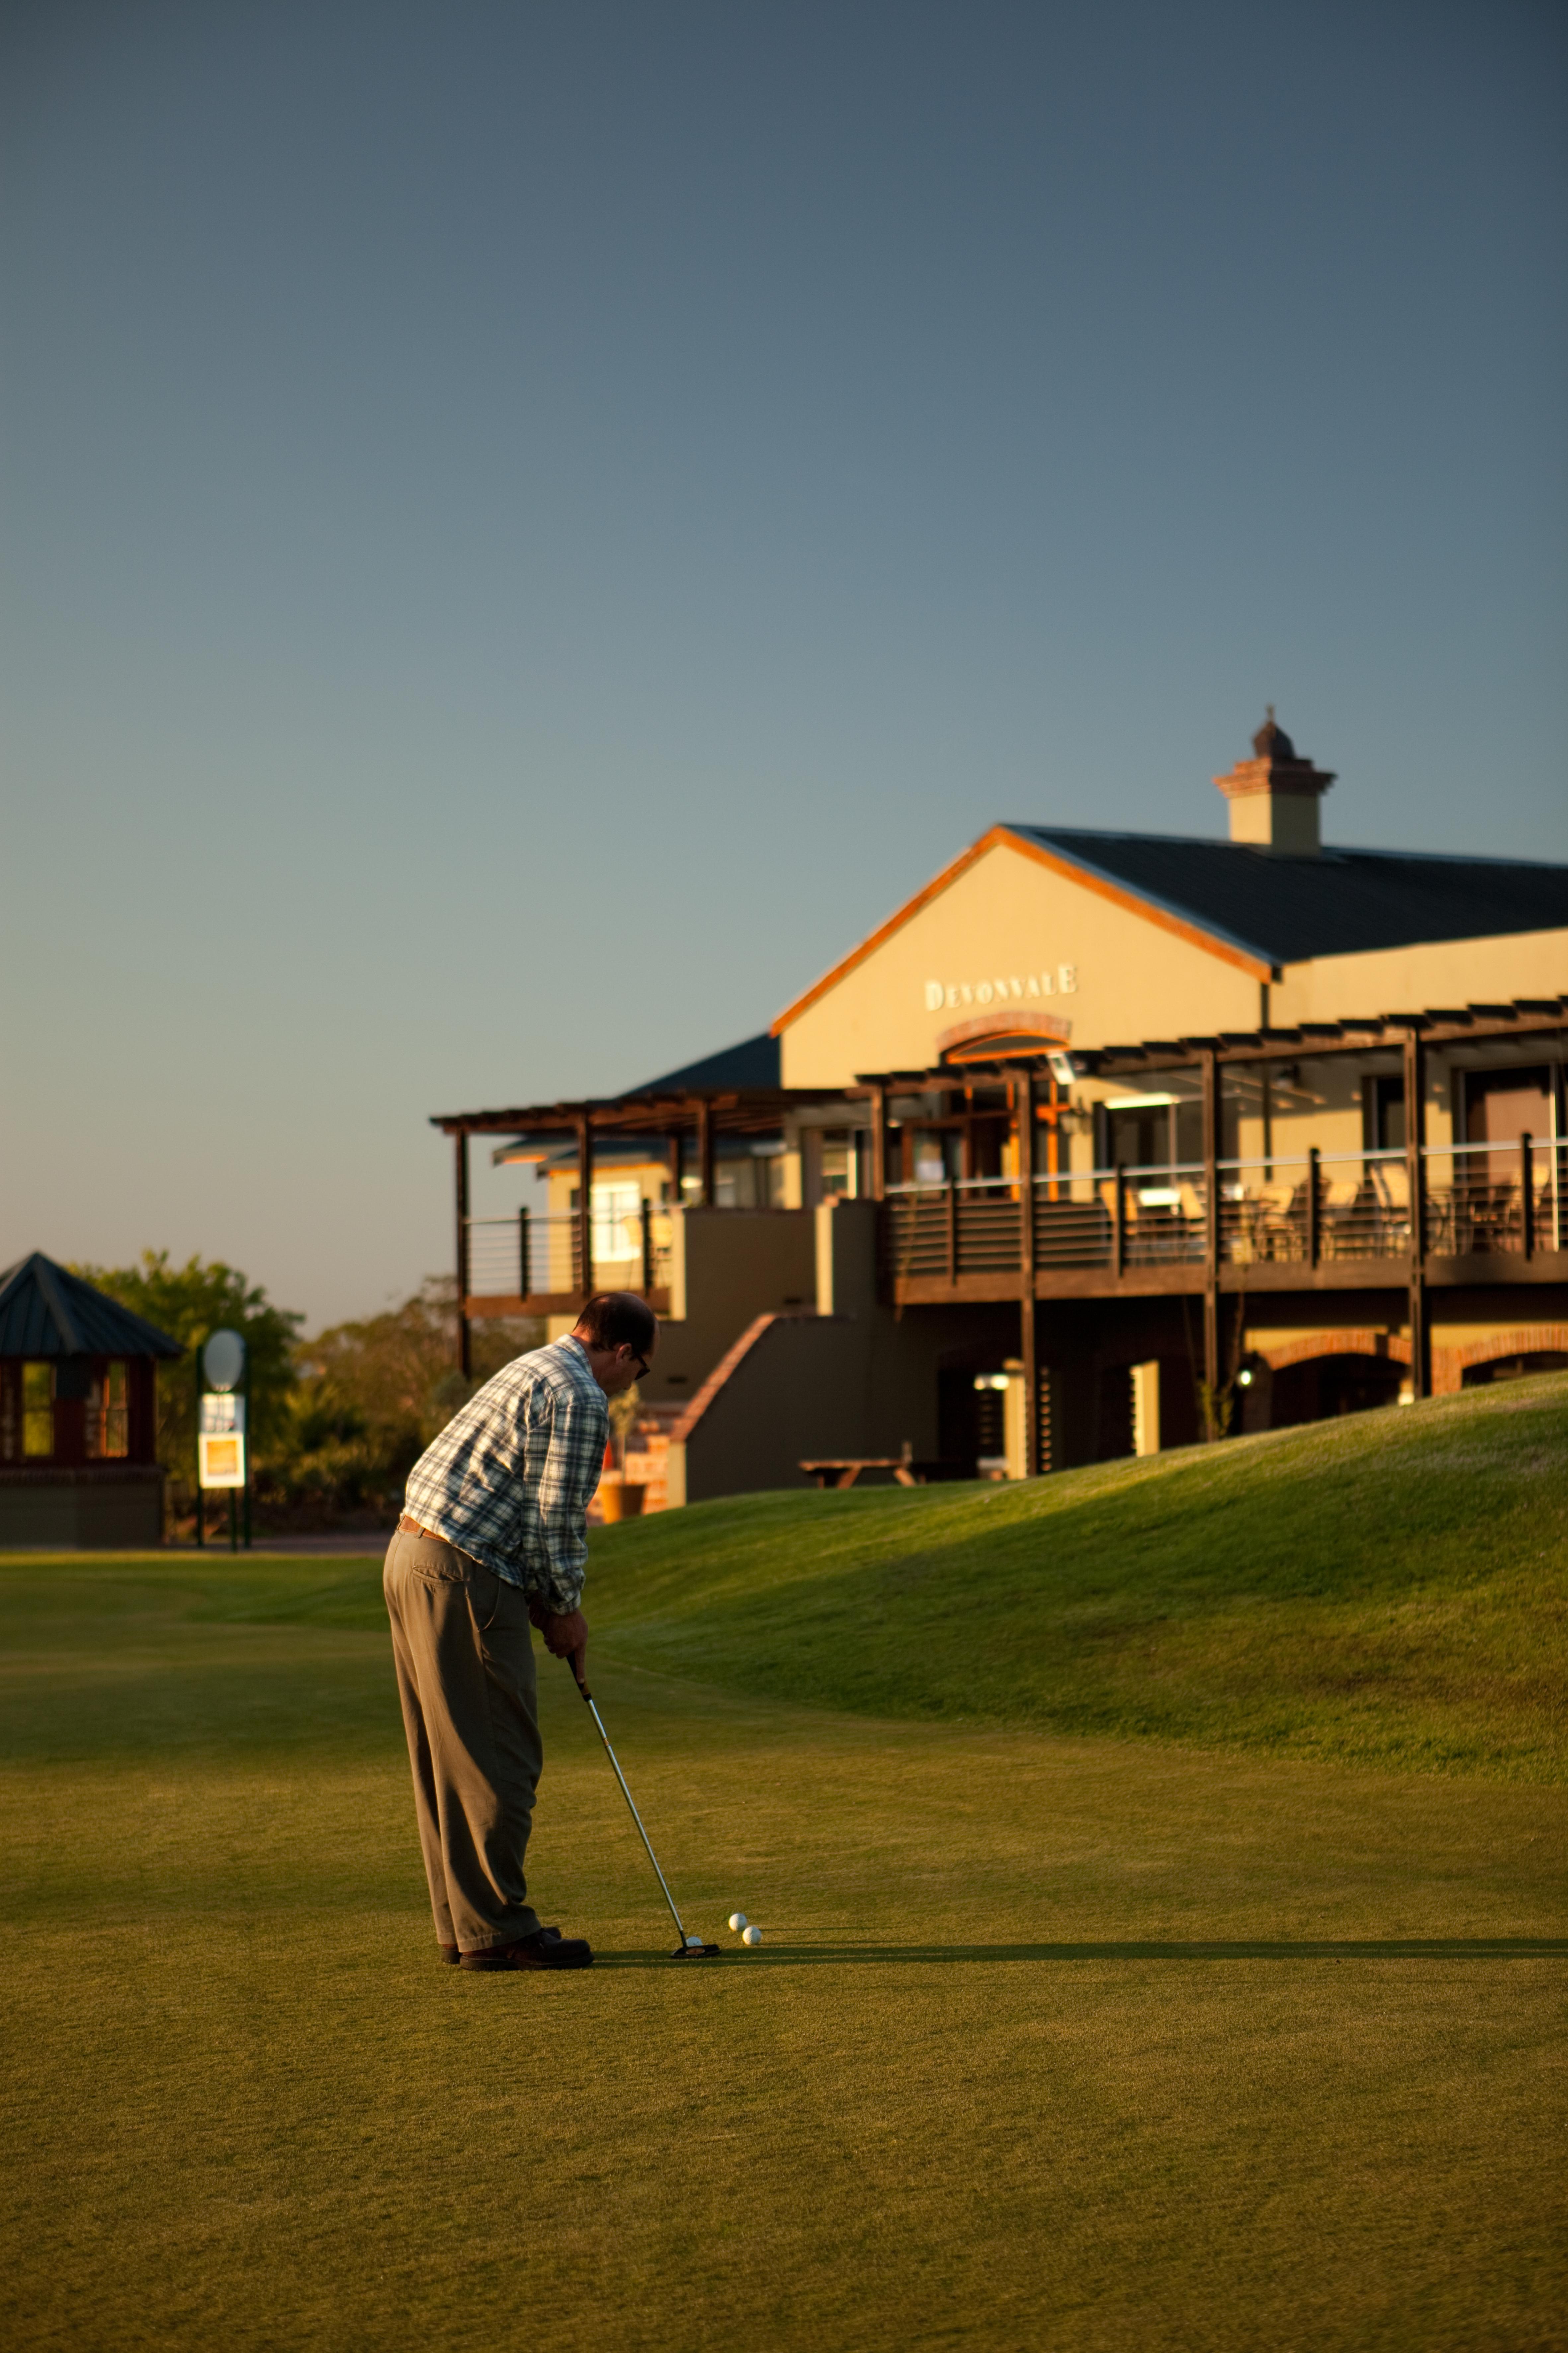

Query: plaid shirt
left=403, top=1335, right=609, bottom=1613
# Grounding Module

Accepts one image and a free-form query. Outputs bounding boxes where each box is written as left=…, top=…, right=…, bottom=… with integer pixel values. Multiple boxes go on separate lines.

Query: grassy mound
left=585, top=1373, right=1568, bottom=1780
left=11, top=1372, right=1559, bottom=1780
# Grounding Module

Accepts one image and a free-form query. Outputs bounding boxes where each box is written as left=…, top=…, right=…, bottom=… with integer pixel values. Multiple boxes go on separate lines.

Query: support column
left=1402, top=1027, right=1429, bottom=1398
left=1200, top=1049, right=1220, bottom=1413
left=868, top=1084, right=888, bottom=1200
left=574, top=1111, right=594, bottom=1303
left=1016, top=1072, right=1040, bottom=1475
left=453, top=1128, right=472, bottom=1380
left=695, top=1098, right=715, bottom=1207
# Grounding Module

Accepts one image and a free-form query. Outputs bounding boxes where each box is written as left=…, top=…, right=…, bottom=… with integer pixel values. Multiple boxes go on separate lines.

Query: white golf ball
left=741, top=1924, right=763, bottom=1947
left=728, top=1912, right=748, bottom=1933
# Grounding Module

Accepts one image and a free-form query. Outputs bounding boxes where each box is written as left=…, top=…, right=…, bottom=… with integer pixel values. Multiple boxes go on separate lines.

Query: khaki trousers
left=383, top=1526, right=544, bottom=1954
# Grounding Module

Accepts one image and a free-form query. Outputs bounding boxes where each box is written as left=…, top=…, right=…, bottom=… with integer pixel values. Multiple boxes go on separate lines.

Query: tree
left=280, top=1282, right=541, bottom=1521
left=71, top=1251, right=304, bottom=1491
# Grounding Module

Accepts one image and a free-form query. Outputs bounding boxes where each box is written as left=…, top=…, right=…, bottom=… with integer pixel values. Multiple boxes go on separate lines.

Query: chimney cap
left=1252, top=704, right=1296, bottom=761
left=1214, top=711, right=1336, bottom=801
left=1214, top=712, right=1336, bottom=853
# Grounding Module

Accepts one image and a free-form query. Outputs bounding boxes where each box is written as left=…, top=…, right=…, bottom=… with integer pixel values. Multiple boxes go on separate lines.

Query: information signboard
left=198, top=1392, right=247, bottom=1490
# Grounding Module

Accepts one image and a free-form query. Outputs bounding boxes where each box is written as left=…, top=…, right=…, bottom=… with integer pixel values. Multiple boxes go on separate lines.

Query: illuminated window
left=591, top=1183, right=643, bottom=1264
left=88, top=1361, right=130, bottom=1459
left=23, top=1363, right=55, bottom=1457
left=819, top=1130, right=864, bottom=1201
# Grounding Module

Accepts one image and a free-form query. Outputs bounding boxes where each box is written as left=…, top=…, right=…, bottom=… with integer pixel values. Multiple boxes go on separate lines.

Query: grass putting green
left=2, top=1376, right=1565, bottom=2348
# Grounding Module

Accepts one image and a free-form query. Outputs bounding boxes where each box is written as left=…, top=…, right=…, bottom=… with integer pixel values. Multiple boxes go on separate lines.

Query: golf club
left=567, top=1657, right=720, bottom=1958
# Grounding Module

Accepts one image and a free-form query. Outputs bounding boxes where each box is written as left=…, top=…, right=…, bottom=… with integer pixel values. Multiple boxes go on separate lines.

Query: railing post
left=1307, top=1146, right=1321, bottom=1269
left=1521, top=1133, right=1534, bottom=1261
left=1112, top=1165, right=1126, bottom=1278
left=453, top=1128, right=472, bottom=1381
left=946, top=1179, right=958, bottom=1285
left=640, top=1196, right=654, bottom=1291
left=517, top=1205, right=530, bottom=1299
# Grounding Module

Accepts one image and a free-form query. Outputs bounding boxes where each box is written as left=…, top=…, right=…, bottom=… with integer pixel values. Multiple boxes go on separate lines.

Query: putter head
left=669, top=1940, right=722, bottom=1958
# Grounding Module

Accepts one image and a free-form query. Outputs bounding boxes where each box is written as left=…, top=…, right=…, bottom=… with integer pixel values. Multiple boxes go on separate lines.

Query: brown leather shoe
left=442, top=1926, right=562, bottom=1965
left=460, top=1929, right=593, bottom=1971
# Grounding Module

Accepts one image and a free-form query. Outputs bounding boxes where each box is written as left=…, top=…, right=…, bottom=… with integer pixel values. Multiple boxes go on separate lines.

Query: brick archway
left=1256, top=1331, right=1411, bottom=1374
left=1433, top=1325, right=1568, bottom=1395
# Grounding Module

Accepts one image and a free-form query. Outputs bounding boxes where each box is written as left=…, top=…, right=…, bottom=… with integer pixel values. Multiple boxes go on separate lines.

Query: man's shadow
left=595, top=1936, right=1568, bottom=1969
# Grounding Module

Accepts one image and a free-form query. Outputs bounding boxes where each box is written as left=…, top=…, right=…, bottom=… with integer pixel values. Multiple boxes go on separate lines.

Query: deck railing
left=883, top=1138, right=1562, bottom=1285
left=463, top=1206, right=675, bottom=1299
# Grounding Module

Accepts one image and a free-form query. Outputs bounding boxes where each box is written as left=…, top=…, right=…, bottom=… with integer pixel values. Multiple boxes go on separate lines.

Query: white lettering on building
left=924, top=965, right=1077, bottom=1013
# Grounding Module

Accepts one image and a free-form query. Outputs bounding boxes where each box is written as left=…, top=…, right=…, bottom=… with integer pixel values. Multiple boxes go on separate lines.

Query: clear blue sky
left=4, top=0, right=1564, bottom=1328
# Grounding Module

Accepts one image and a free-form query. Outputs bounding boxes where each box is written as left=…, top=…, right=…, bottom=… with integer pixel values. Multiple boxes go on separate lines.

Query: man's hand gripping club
left=529, top=1597, right=588, bottom=1683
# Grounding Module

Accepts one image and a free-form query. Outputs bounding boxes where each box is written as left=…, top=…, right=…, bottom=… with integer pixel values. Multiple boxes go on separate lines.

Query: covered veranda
left=431, top=1070, right=845, bottom=1376
left=853, top=993, right=1568, bottom=1471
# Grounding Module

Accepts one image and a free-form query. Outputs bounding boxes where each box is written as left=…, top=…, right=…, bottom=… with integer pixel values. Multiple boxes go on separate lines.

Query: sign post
left=196, top=1329, right=250, bottom=1553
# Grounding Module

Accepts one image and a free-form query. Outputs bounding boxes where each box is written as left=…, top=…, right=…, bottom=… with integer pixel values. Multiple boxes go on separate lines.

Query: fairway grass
left=3, top=1379, right=1565, bottom=2348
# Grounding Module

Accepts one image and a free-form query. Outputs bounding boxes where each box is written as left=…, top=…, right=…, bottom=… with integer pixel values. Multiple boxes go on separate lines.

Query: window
left=1105, top=1098, right=1202, bottom=1171
left=910, top=1131, right=958, bottom=1187
left=23, top=1363, right=55, bottom=1457
left=1365, top=1075, right=1406, bottom=1154
left=87, top=1361, right=130, bottom=1459
left=591, top=1183, right=643, bottom=1265
left=819, top=1130, right=859, bottom=1201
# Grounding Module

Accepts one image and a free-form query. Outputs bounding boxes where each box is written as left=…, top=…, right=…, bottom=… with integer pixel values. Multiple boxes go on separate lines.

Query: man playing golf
left=384, top=1291, right=657, bottom=1972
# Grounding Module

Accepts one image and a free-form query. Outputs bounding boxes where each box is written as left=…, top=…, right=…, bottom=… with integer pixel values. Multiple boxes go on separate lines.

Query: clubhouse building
left=435, top=718, right=1568, bottom=1502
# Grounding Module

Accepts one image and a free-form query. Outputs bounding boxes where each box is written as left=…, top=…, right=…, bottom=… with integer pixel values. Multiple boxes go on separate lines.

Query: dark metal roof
left=0, top=1253, right=184, bottom=1359
left=1013, top=828, right=1568, bottom=968
left=625, top=1031, right=780, bottom=1095
left=433, top=1035, right=841, bottom=1139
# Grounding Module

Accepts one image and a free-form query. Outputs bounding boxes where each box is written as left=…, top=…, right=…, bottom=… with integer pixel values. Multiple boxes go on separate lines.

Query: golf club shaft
left=573, top=1670, right=689, bottom=1943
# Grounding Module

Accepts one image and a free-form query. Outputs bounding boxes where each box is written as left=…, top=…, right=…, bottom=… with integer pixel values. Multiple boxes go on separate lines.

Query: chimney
left=1214, top=710, right=1335, bottom=854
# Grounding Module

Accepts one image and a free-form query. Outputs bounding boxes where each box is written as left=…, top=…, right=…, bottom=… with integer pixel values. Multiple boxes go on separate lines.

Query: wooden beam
left=868, top=1084, right=888, bottom=1201
left=1402, top=1027, right=1429, bottom=1398
left=695, top=1099, right=715, bottom=1207
left=467, top=1289, right=673, bottom=1320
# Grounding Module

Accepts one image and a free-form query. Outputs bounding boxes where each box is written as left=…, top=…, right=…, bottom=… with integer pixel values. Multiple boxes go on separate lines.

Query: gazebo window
left=23, top=1363, right=55, bottom=1457
left=87, top=1362, right=130, bottom=1459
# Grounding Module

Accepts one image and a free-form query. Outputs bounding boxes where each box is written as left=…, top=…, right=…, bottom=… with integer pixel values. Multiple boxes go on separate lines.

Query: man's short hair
left=573, top=1291, right=658, bottom=1357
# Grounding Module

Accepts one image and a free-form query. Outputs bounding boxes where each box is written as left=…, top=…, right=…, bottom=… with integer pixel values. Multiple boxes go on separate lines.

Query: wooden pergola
left=431, top=1080, right=846, bottom=1374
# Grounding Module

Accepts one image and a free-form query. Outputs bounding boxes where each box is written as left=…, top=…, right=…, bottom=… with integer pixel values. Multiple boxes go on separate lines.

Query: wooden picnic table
left=800, top=1456, right=930, bottom=1489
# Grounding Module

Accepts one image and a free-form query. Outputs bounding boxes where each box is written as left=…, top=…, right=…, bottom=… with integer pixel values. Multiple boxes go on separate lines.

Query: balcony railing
left=884, top=1139, right=1563, bottom=1286
left=463, top=1205, right=675, bottom=1299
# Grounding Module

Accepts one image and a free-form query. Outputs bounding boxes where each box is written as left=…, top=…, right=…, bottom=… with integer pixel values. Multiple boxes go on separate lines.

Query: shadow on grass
left=591, top=1937, right=1568, bottom=1969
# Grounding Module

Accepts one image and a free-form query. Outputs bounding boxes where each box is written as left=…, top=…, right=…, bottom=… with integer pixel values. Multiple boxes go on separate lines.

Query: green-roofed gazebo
left=0, top=1253, right=183, bottom=1547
